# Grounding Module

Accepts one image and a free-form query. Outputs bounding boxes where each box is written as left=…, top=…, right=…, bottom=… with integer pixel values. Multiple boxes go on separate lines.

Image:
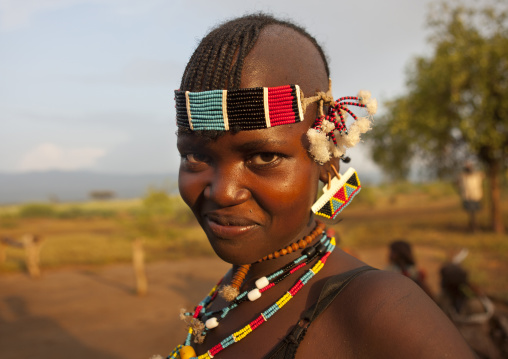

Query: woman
left=166, top=14, right=474, bottom=359
left=438, top=263, right=502, bottom=358
left=385, top=240, right=434, bottom=299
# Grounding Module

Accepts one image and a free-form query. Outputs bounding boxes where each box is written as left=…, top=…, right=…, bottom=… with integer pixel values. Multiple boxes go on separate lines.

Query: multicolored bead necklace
left=219, top=221, right=325, bottom=301
left=169, top=235, right=336, bottom=359
left=180, top=233, right=329, bottom=343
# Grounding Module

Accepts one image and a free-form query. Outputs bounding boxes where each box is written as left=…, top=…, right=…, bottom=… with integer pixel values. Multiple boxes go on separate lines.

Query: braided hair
left=180, top=13, right=330, bottom=92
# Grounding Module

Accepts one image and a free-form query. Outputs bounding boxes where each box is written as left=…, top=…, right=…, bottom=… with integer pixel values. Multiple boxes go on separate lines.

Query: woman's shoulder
left=299, top=262, right=475, bottom=358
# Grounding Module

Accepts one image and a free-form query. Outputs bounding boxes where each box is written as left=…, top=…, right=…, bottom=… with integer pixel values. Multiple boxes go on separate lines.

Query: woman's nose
left=203, top=166, right=251, bottom=207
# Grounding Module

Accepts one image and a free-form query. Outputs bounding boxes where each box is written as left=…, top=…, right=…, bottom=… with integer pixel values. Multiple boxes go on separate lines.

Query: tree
left=368, top=1, right=508, bottom=233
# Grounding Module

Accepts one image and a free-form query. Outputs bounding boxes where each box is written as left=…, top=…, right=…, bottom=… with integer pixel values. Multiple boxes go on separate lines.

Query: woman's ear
left=318, top=157, right=341, bottom=184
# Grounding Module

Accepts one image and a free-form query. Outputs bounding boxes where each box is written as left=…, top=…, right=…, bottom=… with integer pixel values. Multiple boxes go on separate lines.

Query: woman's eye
left=249, top=153, right=280, bottom=166
left=183, top=153, right=208, bottom=164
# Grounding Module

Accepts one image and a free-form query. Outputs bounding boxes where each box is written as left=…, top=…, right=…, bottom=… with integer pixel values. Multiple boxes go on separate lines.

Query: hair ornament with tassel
left=305, top=81, right=378, bottom=164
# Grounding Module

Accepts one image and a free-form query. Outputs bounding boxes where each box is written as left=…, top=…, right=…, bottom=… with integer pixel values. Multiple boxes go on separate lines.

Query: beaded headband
left=174, top=80, right=377, bottom=163
left=174, top=85, right=303, bottom=131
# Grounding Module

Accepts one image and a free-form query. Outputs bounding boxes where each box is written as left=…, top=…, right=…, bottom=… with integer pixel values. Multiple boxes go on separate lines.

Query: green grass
left=0, top=194, right=213, bottom=273
left=1, top=181, right=507, bottom=299
left=0, top=217, right=212, bottom=271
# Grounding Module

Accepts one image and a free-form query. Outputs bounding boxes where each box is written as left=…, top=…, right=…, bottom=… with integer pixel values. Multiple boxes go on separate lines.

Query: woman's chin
left=206, top=237, right=267, bottom=265
left=206, top=219, right=260, bottom=241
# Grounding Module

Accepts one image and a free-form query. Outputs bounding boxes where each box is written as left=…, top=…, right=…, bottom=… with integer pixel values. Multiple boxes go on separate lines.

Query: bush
left=57, top=207, right=115, bottom=219
left=420, top=182, right=456, bottom=199
left=56, top=207, right=86, bottom=219
left=18, top=203, right=56, bottom=218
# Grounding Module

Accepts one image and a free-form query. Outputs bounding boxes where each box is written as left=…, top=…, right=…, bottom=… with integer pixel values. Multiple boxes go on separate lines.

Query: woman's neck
left=233, top=219, right=325, bottom=290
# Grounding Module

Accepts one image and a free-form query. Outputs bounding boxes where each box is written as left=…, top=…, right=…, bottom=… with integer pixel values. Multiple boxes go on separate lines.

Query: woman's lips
left=204, top=214, right=258, bottom=239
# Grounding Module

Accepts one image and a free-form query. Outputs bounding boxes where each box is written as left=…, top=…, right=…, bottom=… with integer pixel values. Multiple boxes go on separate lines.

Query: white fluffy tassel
left=330, top=134, right=346, bottom=158
left=355, top=116, right=373, bottom=133
left=307, top=128, right=331, bottom=164
left=358, top=90, right=377, bottom=115
left=358, top=90, right=371, bottom=104
left=336, top=133, right=349, bottom=151
left=366, top=98, right=378, bottom=115
left=337, top=117, right=373, bottom=149
left=343, top=128, right=361, bottom=147
left=321, top=119, right=335, bottom=133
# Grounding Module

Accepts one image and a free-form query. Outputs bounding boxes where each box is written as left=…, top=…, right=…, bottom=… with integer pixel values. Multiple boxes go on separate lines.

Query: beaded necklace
left=180, top=233, right=328, bottom=343
left=259, top=221, right=326, bottom=261
left=219, top=221, right=325, bottom=301
left=170, top=236, right=336, bottom=359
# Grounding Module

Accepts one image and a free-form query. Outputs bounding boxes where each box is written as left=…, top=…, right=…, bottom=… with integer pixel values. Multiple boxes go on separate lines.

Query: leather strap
left=265, top=265, right=377, bottom=359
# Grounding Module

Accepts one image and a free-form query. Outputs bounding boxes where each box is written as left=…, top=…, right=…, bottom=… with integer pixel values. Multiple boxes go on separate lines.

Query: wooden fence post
left=132, top=238, right=148, bottom=296
left=0, top=241, right=6, bottom=264
left=22, top=234, right=42, bottom=278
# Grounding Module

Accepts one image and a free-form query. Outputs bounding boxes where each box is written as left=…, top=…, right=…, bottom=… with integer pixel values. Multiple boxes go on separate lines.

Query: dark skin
left=178, top=25, right=474, bottom=358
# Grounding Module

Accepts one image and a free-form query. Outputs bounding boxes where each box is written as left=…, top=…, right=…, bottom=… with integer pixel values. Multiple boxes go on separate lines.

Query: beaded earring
left=312, top=165, right=361, bottom=221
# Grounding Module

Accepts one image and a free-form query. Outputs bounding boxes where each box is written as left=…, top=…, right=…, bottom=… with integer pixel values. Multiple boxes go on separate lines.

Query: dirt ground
left=0, top=246, right=496, bottom=358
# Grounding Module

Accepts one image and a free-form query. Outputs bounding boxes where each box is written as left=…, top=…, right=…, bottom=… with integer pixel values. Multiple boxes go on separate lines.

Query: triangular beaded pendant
left=345, top=184, right=356, bottom=198
left=316, top=201, right=334, bottom=218
left=346, top=171, right=360, bottom=187
left=311, top=167, right=361, bottom=220
left=330, top=198, right=344, bottom=212
left=334, top=186, right=348, bottom=202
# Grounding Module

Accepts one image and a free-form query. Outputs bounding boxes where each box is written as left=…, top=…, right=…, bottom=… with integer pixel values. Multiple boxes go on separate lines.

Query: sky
left=0, top=0, right=441, bottom=177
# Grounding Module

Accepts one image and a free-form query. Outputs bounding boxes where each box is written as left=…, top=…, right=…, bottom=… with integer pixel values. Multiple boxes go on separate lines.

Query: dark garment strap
left=265, top=265, right=377, bottom=359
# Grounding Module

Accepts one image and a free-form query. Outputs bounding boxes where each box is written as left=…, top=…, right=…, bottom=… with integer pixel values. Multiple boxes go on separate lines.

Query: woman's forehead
left=177, top=121, right=310, bottom=150
left=240, top=25, right=328, bottom=94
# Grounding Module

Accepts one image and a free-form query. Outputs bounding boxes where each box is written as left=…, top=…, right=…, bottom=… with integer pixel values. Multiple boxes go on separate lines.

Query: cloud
left=17, top=143, right=106, bottom=171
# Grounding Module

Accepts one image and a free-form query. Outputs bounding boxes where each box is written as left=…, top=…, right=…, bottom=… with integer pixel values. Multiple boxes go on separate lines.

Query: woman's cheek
left=265, top=169, right=317, bottom=213
left=178, top=172, right=200, bottom=208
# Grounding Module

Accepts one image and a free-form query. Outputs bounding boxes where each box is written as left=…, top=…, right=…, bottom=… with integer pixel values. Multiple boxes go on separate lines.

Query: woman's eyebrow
left=177, top=134, right=210, bottom=149
left=234, top=138, right=288, bottom=152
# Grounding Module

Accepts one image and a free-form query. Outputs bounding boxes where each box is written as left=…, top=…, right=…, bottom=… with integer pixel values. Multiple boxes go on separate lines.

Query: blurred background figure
left=457, top=162, right=485, bottom=233
left=438, top=261, right=507, bottom=359
left=385, top=240, right=434, bottom=298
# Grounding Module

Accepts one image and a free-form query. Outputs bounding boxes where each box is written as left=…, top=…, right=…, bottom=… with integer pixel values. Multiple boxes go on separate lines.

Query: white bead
left=255, top=276, right=269, bottom=289
left=205, top=317, right=219, bottom=329
left=248, top=288, right=262, bottom=301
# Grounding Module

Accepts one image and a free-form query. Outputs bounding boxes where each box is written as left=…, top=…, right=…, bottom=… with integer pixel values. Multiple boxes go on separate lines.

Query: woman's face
left=177, top=25, right=329, bottom=264
left=177, top=121, right=321, bottom=264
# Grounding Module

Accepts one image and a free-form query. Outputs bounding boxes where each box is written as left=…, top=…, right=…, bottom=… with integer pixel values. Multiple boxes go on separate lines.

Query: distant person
left=438, top=262, right=506, bottom=359
left=385, top=240, right=434, bottom=298
left=458, top=162, right=484, bottom=232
